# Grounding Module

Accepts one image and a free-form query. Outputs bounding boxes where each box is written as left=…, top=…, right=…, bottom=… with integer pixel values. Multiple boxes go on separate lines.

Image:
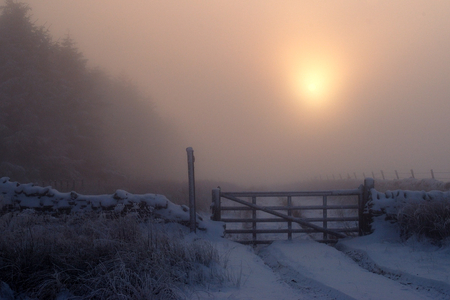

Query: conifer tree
left=0, top=1, right=184, bottom=187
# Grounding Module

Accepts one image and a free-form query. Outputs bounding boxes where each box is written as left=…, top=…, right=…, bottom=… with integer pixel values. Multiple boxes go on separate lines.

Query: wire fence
left=315, top=169, right=450, bottom=182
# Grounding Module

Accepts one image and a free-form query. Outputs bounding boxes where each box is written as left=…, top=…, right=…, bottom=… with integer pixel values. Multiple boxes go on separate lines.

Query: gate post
left=360, top=178, right=374, bottom=235
left=186, top=147, right=196, bottom=233
left=211, top=188, right=221, bottom=221
left=323, top=195, right=328, bottom=241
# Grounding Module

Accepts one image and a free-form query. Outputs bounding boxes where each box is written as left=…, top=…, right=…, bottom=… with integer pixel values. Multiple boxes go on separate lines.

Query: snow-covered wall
left=0, top=177, right=206, bottom=230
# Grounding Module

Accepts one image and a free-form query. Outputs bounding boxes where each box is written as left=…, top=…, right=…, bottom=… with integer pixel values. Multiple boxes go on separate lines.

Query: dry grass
left=0, top=211, right=225, bottom=299
left=396, top=200, right=450, bottom=243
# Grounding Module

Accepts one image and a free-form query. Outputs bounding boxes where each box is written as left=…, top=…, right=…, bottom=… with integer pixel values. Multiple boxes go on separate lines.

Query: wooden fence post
left=380, top=170, right=385, bottom=180
left=323, top=195, right=328, bottom=241
left=211, top=188, right=221, bottom=221
left=186, top=147, right=196, bottom=233
left=360, top=177, right=375, bottom=235
left=287, top=196, right=292, bottom=241
left=395, top=170, right=399, bottom=179
left=431, top=169, right=435, bottom=179
left=252, top=196, right=257, bottom=245
left=410, top=169, right=415, bottom=178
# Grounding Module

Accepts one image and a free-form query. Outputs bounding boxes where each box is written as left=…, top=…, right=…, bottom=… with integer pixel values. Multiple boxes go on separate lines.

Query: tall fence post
left=252, top=196, right=257, bottom=245
left=186, top=147, right=196, bottom=233
left=287, top=196, right=292, bottom=241
left=211, top=188, right=221, bottom=221
left=431, top=169, right=435, bottom=179
left=360, top=177, right=374, bottom=235
left=323, top=195, right=328, bottom=241
left=410, top=169, right=415, bottom=178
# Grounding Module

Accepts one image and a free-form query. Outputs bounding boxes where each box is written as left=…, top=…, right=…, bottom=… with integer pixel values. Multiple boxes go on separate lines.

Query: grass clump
left=0, top=211, right=224, bottom=299
left=397, top=200, right=450, bottom=243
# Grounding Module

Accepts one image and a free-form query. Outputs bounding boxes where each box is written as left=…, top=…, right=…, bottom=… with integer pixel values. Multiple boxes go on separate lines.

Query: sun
left=296, top=67, right=331, bottom=105
left=278, top=42, right=348, bottom=110
left=307, top=83, right=317, bottom=92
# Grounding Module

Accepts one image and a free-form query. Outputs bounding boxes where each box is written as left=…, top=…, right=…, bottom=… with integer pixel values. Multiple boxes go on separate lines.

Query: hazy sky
left=18, top=0, right=450, bottom=185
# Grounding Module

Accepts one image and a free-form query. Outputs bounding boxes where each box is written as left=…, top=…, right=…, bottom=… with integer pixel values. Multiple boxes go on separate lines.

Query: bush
left=0, top=211, right=224, bottom=299
left=397, top=200, right=450, bottom=243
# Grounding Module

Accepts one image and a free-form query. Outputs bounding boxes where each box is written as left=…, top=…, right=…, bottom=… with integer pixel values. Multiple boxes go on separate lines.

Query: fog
left=20, top=0, right=450, bottom=186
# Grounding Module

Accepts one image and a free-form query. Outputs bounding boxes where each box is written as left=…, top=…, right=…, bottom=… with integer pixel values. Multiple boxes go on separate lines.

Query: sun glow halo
left=280, top=43, right=348, bottom=110
left=302, top=70, right=329, bottom=100
left=295, top=64, right=335, bottom=107
left=307, top=83, right=317, bottom=92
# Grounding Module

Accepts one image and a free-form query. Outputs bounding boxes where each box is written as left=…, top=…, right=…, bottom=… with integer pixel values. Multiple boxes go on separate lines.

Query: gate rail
left=211, top=178, right=374, bottom=245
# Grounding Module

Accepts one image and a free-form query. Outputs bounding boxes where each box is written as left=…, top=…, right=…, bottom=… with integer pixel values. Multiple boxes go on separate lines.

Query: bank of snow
left=0, top=177, right=206, bottom=230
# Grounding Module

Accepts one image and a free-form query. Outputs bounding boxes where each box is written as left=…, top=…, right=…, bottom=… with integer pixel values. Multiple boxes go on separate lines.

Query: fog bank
left=20, top=0, right=450, bottom=185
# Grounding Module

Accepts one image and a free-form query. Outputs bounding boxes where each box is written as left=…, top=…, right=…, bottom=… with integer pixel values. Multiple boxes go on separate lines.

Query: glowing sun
left=296, top=66, right=334, bottom=106
left=307, top=83, right=317, bottom=92
left=302, top=71, right=328, bottom=100
left=280, top=43, right=348, bottom=109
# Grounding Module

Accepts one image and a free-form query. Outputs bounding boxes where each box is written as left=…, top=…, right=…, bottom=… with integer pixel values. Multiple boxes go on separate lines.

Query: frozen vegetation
left=0, top=178, right=227, bottom=299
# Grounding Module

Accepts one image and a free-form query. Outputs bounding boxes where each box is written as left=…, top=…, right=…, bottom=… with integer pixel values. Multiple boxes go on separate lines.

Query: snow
left=0, top=177, right=206, bottom=229
left=194, top=215, right=450, bottom=300
left=1, top=178, right=450, bottom=299
left=191, top=183, right=450, bottom=300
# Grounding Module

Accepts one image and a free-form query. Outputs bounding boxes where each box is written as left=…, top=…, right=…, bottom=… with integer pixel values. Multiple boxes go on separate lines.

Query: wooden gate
left=211, top=179, right=374, bottom=245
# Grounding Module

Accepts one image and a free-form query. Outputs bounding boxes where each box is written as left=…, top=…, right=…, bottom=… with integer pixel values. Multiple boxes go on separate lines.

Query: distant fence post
left=211, top=188, right=221, bottom=221
left=186, top=147, right=196, bottom=233
left=431, top=169, right=435, bottom=179
left=410, top=169, right=415, bottom=178
left=360, top=177, right=374, bottom=235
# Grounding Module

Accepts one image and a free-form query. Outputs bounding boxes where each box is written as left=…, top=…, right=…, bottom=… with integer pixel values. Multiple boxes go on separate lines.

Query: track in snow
left=257, top=240, right=446, bottom=300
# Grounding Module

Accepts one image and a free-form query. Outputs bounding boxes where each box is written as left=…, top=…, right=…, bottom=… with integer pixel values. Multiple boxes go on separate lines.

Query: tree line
left=0, top=0, right=184, bottom=185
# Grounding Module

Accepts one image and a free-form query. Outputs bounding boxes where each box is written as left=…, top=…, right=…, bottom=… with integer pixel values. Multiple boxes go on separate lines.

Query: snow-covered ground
left=1, top=177, right=450, bottom=299
left=193, top=213, right=450, bottom=300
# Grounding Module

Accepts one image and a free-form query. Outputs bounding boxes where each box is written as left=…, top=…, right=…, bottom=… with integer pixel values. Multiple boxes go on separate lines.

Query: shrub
left=397, top=199, right=450, bottom=243
left=0, top=211, right=224, bottom=299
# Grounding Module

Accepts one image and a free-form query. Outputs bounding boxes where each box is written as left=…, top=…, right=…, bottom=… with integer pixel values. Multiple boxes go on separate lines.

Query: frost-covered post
left=211, top=188, right=221, bottom=221
left=360, top=177, right=374, bottom=235
left=186, top=147, right=196, bottom=233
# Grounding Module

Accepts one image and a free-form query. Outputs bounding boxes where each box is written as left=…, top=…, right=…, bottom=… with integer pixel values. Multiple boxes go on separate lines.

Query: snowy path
left=336, top=233, right=450, bottom=299
left=195, top=224, right=450, bottom=300
left=260, top=240, right=439, bottom=300
left=192, top=239, right=308, bottom=300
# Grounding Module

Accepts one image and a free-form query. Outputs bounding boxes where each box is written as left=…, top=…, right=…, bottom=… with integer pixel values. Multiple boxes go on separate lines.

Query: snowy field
left=194, top=215, right=450, bottom=300
left=1, top=178, right=450, bottom=299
